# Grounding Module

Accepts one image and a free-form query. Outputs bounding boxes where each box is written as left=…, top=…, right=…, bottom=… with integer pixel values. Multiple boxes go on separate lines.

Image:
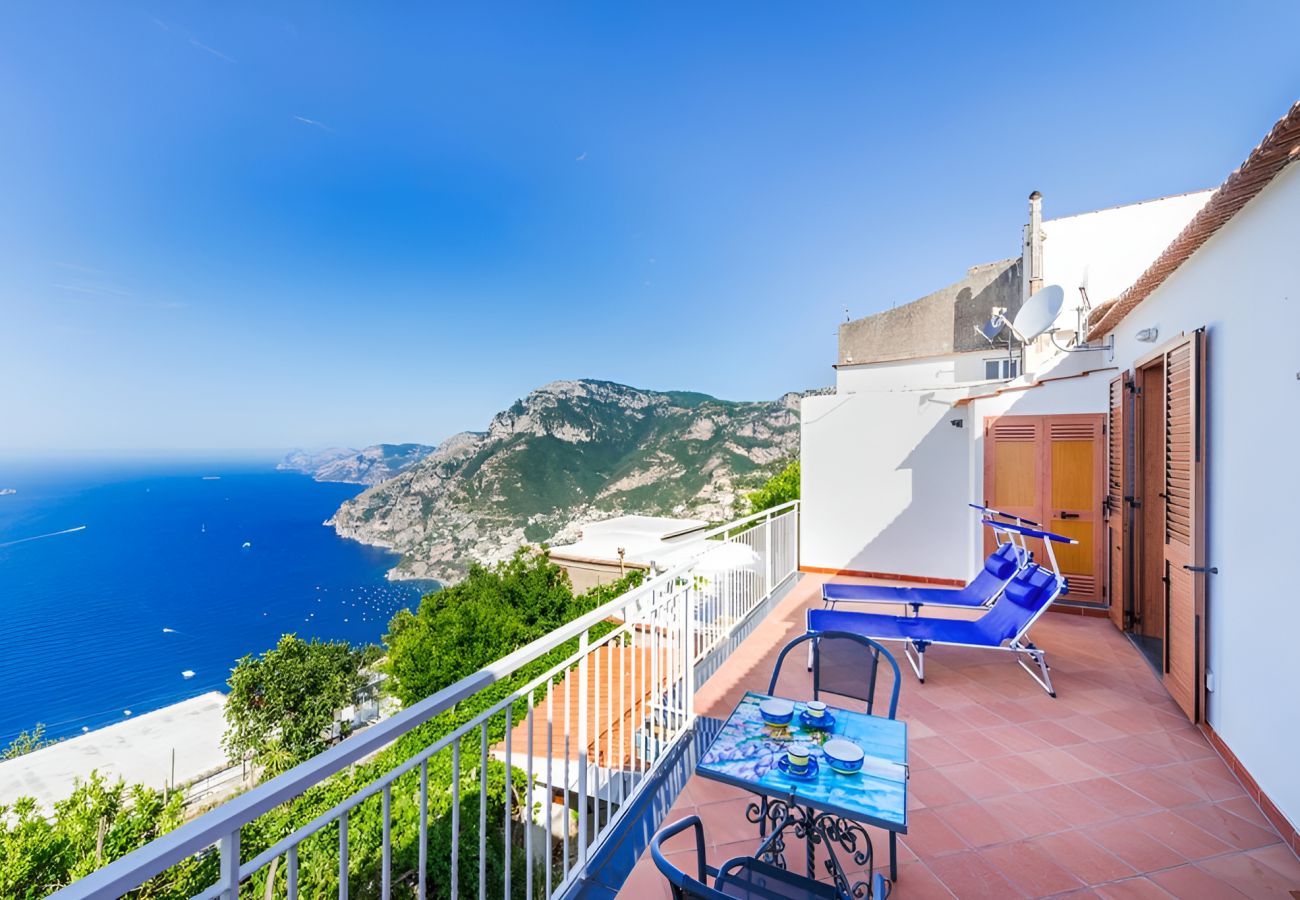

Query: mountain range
left=326, top=379, right=802, bottom=583
left=278, top=443, right=436, bottom=486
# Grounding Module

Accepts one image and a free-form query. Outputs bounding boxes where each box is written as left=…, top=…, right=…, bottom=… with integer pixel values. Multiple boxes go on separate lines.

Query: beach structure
left=0, top=693, right=229, bottom=811
left=548, top=515, right=709, bottom=592
left=50, top=100, right=1300, bottom=900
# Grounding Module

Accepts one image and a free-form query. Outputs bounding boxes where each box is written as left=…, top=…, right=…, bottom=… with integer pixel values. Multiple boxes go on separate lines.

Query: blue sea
left=0, top=461, right=436, bottom=744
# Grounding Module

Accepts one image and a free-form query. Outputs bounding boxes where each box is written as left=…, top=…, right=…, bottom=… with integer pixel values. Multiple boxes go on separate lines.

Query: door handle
left=1059, top=512, right=1080, bottom=519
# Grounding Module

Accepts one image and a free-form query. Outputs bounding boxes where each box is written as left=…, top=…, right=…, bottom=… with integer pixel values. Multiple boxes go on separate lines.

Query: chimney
left=1024, top=190, right=1044, bottom=300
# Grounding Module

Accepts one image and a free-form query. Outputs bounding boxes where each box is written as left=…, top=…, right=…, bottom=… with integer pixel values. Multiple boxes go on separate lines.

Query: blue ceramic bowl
left=823, top=738, right=865, bottom=774
left=759, top=698, right=795, bottom=727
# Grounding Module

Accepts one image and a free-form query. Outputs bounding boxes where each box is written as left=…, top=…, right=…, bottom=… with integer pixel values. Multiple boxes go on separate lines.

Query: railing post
left=684, top=576, right=696, bottom=721
left=764, top=510, right=773, bottom=597
left=576, top=630, right=589, bottom=870
left=218, top=830, right=239, bottom=900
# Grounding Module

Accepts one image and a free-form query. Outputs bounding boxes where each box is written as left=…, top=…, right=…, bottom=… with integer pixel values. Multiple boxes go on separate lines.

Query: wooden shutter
left=1106, top=373, right=1132, bottom=629
left=1162, top=331, right=1207, bottom=721
left=1044, top=416, right=1105, bottom=603
left=983, top=418, right=1044, bottom=560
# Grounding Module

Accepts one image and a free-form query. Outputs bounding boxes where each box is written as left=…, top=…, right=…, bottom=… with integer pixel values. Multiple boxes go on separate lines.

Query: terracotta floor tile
left=939, top=761, right=1019, bottom=800
left=1085, top=820, right=1186, bottom=871
left=1034, top=831, right=1138, bottom=885
left=1245, top=843, right=1300, bottom=882
left=1063, top=741, right=1146, bottom=777
left=1021, top=747, right=1104, bottom=784
left=1094, top=876, right=1178, bottom=899
left=943, top=728, right=1015, bottom=761
left=912, top=735, right=973, bottom=768
left=984, top=840, right=1085, bottom=897
left=1174, top=803, right=1284, bottom=852
left=1025, top=784, right=1116, bottom=827
left=982, top=724, right=1054, bottom=754
left=886, top=860, right=958, bottom=899
left=979, top=793, right=1071, bottom=838
left=1072, top=777, right=1162, bottom=818
left=1216, top=796, right=1277, bottom=832
left=1131, top=809, right=1234, bottom=861
left=1111, top=769, right=1204, bottom=810
left=940, top=800, right=1026, bottom=849
left=910, top=769, right=973, bottom=809
left=928, top=850, right=1027, bottom=900
left=983, top=752, right=1062, bottom=791
left=1200, top=851, right=1300, bottom=899
left=900, top=807, right=970, bottom=859
left=1147, top=863, right=1252, bottom=898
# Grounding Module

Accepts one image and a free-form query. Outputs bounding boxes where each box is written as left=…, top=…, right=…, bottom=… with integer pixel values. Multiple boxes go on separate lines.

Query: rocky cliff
left=278, top=443, right=436, bottom=486
left=329, top=380, right=801, bottom=582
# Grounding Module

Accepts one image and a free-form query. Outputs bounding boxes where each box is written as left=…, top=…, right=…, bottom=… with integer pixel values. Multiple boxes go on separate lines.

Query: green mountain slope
left=329, top=379, right=801, bottom=581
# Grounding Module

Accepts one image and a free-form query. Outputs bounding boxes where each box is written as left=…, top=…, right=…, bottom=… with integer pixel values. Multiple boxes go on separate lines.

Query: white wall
left=836, top=352, right=1018, bottom=393
left=1101, top=163, right=1300, bottom=833
left=801, top=389, right=971, bottom=581
left=1025, top=191, right=1213, bottom=371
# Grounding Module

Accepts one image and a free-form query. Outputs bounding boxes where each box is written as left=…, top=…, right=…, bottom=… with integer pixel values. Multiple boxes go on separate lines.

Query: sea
left=0, top=460, right=437, bottom=744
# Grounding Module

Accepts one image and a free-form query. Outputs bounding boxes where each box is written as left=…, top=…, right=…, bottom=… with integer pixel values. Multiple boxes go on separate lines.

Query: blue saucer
left=799, top=710, right=836, bottom=731
left=776, top=756, right=819, bottom=780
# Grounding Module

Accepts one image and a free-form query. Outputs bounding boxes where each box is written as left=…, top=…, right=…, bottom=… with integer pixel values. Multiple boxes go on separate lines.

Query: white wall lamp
left=1136, top=326, right=1160, bottom=343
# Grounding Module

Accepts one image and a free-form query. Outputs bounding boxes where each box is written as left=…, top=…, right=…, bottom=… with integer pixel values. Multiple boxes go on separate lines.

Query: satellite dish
left=1011, top=285, right=1065, bottom=341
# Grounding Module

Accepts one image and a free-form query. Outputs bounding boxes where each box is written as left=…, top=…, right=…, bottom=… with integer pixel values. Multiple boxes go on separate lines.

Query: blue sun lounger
left=808, top=523, right=1075, bottom=697
left=821, top=508, right=1033, bottom=614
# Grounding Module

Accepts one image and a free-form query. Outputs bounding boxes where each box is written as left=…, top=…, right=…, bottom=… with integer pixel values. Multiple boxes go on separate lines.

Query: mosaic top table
left=694, top=691, right=908, bottom=890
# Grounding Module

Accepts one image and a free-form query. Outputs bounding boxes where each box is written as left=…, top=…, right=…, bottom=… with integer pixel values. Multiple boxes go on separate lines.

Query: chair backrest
left=973, top=564, right=1064, bottom=644
left=651, top=816, right=730, bottom=900
left=769, top=631, right=902, bottom=719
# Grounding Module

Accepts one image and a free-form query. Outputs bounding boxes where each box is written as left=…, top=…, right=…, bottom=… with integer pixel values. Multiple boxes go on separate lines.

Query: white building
left=547, top=515, right=709, bottom=592
left=803, top=100, right=1300, bottom=845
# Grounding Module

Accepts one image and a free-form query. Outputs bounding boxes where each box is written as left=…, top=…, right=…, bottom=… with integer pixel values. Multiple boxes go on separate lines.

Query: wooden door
left=983, top=414, right=1105, bottom=603
left=1162, top=331, right=1207, bottom=721
left=983, top=418, right=1045, bottom=563
left=1106, top=374, right=1131, bottom=629
left=1045, top=416, right=1106, bottom=603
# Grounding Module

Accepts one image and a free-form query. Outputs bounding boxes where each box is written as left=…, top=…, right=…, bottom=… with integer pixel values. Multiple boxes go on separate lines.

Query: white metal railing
left=51, top=501, right=799, bottom=900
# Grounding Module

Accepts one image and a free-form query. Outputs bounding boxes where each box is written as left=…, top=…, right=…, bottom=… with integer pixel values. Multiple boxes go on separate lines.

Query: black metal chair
left=651, top=815, right=889, bottom=899
left=769, top=631, right=901, bottom=720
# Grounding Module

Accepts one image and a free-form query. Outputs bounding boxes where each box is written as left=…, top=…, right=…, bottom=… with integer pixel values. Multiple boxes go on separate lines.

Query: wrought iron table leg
left=805, top=804, right=816, bottom=880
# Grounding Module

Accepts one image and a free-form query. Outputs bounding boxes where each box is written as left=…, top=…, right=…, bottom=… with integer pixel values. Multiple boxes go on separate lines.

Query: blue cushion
left=1003, top=571, right=1043, bottom=609
left=984, top=549, right=1018, bottom=580
left=1004, top=566, right=1056, bottom=609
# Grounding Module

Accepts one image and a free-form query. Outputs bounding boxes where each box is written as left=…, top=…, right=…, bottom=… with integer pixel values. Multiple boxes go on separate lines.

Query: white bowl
left=759, top=698, right=795, bottom=724
left=823, top=738, right=865, bottom=772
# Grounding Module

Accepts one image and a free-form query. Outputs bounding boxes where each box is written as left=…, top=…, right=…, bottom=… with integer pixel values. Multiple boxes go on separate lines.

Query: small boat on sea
left=242, top=541, right=252, bottom=549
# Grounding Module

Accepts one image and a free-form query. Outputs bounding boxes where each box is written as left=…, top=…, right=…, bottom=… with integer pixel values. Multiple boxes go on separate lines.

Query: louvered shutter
left=982, top=418, right=1043, bottom=560
left=1106, top=373, right=1131, bottom=629
left=1044, top=417, right=1105, bottom=603
left=1162, top=331, right=1207, bottom=721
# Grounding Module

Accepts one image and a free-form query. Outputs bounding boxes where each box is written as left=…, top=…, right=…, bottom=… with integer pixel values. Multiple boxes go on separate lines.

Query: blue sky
left=2, top=3, right=1297, bottom=454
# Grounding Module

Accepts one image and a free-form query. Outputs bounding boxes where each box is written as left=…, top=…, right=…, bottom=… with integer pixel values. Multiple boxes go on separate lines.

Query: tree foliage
left=223, top=635, right=378, bottom=776
left=385, top=547, right=612, bottom=706
left=2, top=550, right=645, bottom=898
left=3, top=724, right=55, bottom=760
left=746, top=458, right=800, bottom=514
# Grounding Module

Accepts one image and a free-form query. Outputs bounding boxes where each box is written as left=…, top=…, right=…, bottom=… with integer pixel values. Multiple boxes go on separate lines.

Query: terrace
left=51, top=503, right=1300, bottom=899
left=608, top=573, right=1300, bottom=899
